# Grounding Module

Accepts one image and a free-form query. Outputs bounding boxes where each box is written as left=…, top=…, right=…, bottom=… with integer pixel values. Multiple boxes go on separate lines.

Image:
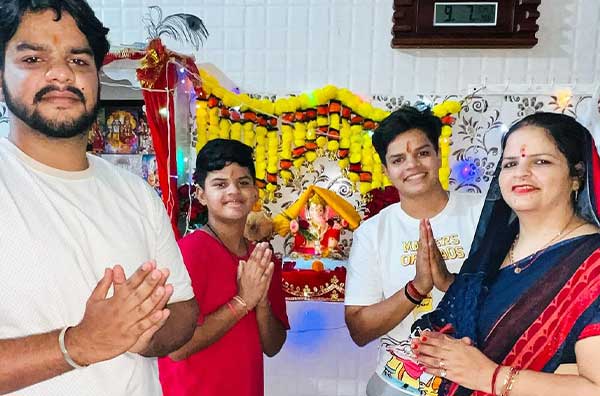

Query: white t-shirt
left=345, top=192, right=484, bottom=391
left=0, top=138, right=194, bottom=396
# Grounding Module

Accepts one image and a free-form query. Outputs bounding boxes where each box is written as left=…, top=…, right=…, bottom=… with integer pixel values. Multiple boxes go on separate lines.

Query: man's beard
left=2, top=79, right=100, bottom=139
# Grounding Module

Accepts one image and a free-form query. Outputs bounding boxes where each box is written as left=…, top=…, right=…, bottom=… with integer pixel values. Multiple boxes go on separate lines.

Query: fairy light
left=453, top=159, right=478, bottom=184
left=554, top=88, right=573, bottom=111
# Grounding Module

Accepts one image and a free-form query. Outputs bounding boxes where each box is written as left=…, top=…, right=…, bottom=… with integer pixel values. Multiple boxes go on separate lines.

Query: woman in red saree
left=412, top=113, right=600, bottom=396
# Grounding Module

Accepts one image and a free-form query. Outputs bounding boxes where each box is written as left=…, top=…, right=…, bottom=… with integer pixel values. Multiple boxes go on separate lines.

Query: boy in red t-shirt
left=159, top=139, right=289, bottom=396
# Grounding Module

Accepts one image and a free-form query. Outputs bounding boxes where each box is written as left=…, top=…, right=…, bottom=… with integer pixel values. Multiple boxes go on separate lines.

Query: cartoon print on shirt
left=381, top=332, right=442, bottom=396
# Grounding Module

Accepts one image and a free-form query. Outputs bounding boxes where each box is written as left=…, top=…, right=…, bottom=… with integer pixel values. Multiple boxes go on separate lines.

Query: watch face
left=433, top=2, right=498, bottom=26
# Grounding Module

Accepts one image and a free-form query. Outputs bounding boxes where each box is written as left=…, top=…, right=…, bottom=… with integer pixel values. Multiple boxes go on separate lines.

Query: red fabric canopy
left=129, top=39, right=202, bottom=239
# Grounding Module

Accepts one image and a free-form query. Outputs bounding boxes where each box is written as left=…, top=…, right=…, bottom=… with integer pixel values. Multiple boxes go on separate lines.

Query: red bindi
left=520, top=145, right=527, bottom=158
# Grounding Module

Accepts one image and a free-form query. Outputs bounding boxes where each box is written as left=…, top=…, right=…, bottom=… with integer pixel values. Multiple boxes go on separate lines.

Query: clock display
left=434, top=2, right=498, bottom=26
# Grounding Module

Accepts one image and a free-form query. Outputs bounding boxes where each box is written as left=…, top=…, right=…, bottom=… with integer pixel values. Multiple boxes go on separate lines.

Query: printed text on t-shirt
left=399, top=233, right=465, bottom=266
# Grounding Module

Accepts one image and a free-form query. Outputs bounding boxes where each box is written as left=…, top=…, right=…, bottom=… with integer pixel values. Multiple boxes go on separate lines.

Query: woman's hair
left=372, top=105, right=442, bottom=165
left=193, top=138, right=256, bottom=188
left=503, top=112, right=587, bottom=181
left=0, top=0, right=110, bottom=71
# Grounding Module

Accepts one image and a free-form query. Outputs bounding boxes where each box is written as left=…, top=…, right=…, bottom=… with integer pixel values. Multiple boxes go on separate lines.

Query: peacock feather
left=143, top=6, right=209, bottom=50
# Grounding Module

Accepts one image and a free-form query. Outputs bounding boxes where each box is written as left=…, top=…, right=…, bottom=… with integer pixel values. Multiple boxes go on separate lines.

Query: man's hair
left=372, top=106, right=442, bottom=165
left=0, top=0, right=110, bottom=70
left=194, top=139, right=256, bottom=188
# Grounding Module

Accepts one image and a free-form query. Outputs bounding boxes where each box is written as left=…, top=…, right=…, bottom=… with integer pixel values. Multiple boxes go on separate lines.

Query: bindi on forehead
left=520, top=145, right=527, bottom=157
left=405, top=142, right=411, bottom=152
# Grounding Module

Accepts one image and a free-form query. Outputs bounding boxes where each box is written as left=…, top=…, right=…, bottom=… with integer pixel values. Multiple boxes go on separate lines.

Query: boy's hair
left=0, top=0, right=110, bottom=71
left=372, top=106, right=442, bottom=165
left=194, top=139, right=256, bottom=188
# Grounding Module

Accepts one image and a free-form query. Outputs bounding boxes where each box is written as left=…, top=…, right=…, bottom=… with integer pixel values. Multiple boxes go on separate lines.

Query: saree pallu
left=413, top=120, right=600, bottom=396
left=414, top=234, right=600, bottom=396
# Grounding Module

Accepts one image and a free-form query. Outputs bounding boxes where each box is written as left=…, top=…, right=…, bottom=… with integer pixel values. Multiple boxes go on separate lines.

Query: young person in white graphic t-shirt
left=344, top=106, right=484, bottom=395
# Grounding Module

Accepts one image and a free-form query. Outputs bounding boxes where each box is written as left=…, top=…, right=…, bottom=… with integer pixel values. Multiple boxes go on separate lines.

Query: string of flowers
left=195, top=69, right=461, bottom=201
left=432, top=101, right=462, bottom=190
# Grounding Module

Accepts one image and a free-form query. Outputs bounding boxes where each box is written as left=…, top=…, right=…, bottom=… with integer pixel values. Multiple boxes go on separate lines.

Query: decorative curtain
left=141, top=73, right=180, bottom=237
left=137, top=39, right=201, bottom=239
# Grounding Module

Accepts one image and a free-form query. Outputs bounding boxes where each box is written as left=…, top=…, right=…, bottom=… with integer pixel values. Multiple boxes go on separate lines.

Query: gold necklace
left=508, top=214, right=577, bottom=274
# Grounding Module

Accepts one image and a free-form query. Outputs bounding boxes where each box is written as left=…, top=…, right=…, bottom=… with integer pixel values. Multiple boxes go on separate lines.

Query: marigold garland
left=195, top=70, right=461, bottom=201
left=432, top=100, right=462, bottom=190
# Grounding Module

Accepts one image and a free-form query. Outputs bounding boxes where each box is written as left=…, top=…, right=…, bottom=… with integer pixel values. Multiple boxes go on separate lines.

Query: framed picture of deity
left=86, top=107, right=106, bottom=154
left=102, top=102, right=142, bottom=155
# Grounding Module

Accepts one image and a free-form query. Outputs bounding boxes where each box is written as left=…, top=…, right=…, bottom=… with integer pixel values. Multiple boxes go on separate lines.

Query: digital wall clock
left=391, top=0, right=542, bottom=48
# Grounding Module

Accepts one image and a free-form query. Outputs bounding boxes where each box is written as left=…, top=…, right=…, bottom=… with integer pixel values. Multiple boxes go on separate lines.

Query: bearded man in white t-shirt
left=0, top=1, right=198, bottom=395
left=344, top=106, right=484, bottom=395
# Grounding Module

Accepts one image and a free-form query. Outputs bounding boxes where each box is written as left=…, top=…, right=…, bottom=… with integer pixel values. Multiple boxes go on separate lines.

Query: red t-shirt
left=159, top=230, right=289, bottom=396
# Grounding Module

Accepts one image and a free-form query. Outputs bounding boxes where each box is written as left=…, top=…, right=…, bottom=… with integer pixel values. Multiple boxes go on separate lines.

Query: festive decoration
left=195, top=74, right=393, bottom=200
left=194, top=71, right=462, bottom=200
left=135, top=38, right=203, bottom=238
left=432, top=100, right=462, bottom=190
left=178, top=183, right=207, bottom=230
left=143, top=6, right=208, bottom=51
left=552, top=88, right=574, bottom=113
left=281, top=269, right=346, bottom=301
left=452, top=159, right=479, bottom=185
left=131, top=6, right=208, bottom=238
left=272, top=185, right=361, bottom=237
left=288, top=193, right=347, bottom=259
left=364, top=186, right=400, bottom=220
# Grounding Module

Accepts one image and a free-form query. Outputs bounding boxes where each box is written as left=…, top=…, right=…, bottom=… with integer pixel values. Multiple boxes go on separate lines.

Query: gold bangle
left=503, top=369, right=520, bottom=396
left=500, top=367, right=519, bottom=396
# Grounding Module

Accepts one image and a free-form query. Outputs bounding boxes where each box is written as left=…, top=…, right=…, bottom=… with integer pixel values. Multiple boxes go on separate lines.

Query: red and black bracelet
left=405, top=280, right=427, bottom=305
left=408, top=280, right=428, bottom=299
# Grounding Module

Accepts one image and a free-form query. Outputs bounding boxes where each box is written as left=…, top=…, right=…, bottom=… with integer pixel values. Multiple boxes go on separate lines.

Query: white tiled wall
left=88, top=0, right=600, bottom=96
